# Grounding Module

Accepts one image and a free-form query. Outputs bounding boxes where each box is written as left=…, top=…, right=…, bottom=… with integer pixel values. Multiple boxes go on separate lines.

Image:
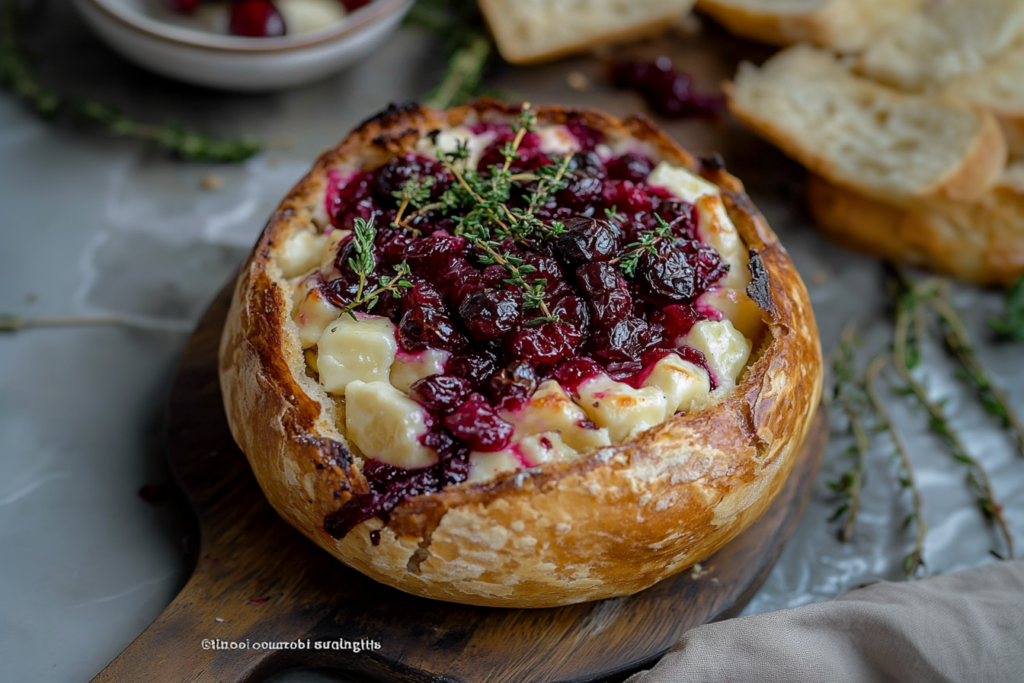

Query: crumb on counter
left=812, top=270, right=828, bottom=286
left=567, top=71, right=590, bottom=91
left=200, top=174, right=225, bottom=191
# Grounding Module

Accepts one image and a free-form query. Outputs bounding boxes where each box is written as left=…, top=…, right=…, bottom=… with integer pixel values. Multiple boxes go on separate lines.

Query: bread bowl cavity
left=218, top=100, right=822, bottom=607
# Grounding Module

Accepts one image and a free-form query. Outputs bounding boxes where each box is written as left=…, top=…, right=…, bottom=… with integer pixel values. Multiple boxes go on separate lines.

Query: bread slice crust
left=218, top=100, right=823, bottom=608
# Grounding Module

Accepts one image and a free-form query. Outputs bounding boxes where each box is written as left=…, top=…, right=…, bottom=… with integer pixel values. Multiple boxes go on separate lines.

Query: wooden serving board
left=92, top=285, right=826, bottom=683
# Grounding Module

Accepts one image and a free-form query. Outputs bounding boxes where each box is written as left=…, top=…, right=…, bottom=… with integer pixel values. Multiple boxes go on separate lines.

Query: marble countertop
left=1, top=4, right=1021, bottom=681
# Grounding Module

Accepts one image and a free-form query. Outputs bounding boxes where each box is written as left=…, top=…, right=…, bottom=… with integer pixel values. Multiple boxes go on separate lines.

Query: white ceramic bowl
left=72, top=0, right=413, bottom=91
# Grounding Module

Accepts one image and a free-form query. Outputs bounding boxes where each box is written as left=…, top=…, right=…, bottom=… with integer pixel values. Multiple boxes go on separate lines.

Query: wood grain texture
left=91, top=284, right=826, bottom=683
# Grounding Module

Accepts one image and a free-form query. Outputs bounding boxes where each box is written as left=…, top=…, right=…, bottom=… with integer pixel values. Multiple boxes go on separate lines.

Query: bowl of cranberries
left=72, top=0, right=412, bottom=90
left=218, top=99, right=823, bottom=607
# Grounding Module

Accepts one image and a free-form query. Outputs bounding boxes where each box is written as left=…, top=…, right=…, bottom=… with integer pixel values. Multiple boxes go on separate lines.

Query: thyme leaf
left=989, top=274, right=1024, bottom=342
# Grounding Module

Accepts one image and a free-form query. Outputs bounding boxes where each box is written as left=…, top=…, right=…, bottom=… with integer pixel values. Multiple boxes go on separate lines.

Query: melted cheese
left=292, top=279, right=341, bottom=349
left=467, top=450, right=521, bottom=483
left=682, top=320, right=752, bottom=390
left=536, top=125, right=580, bottom=155
left=648, top=161, right=721, bottom=204
left=345, top=380, right=437, bottom=469
left=576, top=375, right=668, bottom=444
left=642, top=354, right=712, bottom=415
left=319, top=228, right=349, bottom=276
left=316, top=315, right=397, bottom=395
left=517, top=432, right=577, bottom=467
left=279, top=229, right=327, bottom=279
left=416, top=126, right=491, bottom=171
left=389, top=349, right=449, bottom=394
left=696, top=287, right=764, bottom=342
left=502, top=380, right=611, bottom=453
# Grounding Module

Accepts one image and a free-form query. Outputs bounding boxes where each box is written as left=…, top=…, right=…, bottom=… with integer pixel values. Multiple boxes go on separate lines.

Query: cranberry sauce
left=321, top=122, right=733, bottom=538
left=610, top=57, right=725, bottom=120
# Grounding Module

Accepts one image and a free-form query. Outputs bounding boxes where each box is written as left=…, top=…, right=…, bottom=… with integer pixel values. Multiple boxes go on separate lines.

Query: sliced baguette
left=695, top=0, right=926, bottom=52
left=856, top=0, right=1024, bottom=93
left=807, top=163, right=1024, bottom=287
left=726, top=45, right=1007, bottom=206
left=478, top=0, right=696, bottom=66
left=944, top=40, right=1024, bottom=156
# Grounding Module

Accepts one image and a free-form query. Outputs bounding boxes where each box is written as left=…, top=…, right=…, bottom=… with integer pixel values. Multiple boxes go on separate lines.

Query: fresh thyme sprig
left=829, top=326, right=868, bottom=542
left=927, top=287, right=1024, bottom=459
left=341, top=217, right=412, bottom=319
left=470, top=238, right=557, bottom=322
left=0, top=0, right=259, bottom=162
left=392, top=176, right=436, bottom=228
left=989, top=274, right=1024, bottom=342
left=891, top=279, right=1015, bottom=560
left=612, top=215, right=675, bottom=277
left=866, top=354, right=927, bottom=579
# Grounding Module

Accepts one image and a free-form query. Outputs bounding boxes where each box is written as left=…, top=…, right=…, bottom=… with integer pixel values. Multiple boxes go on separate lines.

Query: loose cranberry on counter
left=444, top=394, right=515, bottom=452
left=610, top=57, right=725, bottom=119
left=229, top=0, right=286, bottom=37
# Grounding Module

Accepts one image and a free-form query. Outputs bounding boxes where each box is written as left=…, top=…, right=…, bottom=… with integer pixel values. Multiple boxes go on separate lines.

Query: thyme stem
left=838, top=393, right=868, bottom=542
left=866, top=354, right=927, bottom=578
left=423, top=32, right=491, bottom=110
left=892, top=291, right=1015, bottom=559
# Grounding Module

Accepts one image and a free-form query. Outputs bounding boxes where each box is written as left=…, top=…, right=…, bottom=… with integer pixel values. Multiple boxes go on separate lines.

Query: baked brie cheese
left=218, top=100, right=822, bottom=607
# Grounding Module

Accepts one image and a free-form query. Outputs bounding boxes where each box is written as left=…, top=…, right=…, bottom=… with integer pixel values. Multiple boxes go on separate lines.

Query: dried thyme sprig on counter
left=0, top=0, right=259, bottom=162
left=890, top=277, right=1015, bottom=560
left=926, top=286, right=1024, bottom=459
left=828, top=326, right=869, bottom=542
left=0, top=313, right=125, bottom=331
left=866, top=354, right=928, bottom=579
left=989, top=274, right=1024, bottom=342
left=406, top=0, right=493, bottom=109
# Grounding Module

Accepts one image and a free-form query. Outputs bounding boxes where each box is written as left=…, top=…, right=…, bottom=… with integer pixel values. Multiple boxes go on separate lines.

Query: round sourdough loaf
left=218, top=99, right=822, bottom=607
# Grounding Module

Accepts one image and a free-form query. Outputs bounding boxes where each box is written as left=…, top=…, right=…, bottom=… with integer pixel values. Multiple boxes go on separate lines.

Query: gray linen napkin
left=627, top=560, right=1024, bottom=683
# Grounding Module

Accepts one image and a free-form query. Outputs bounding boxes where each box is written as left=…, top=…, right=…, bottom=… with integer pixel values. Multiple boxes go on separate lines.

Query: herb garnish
left=828, top=326, right=868, bottom=541
left=612, top=215, right=674, bottom=277
left=0, top=0, right=259, bottom=162
left=341, top=217, right=413, bottom=320
left=989, top=274, right=1024, bottom=342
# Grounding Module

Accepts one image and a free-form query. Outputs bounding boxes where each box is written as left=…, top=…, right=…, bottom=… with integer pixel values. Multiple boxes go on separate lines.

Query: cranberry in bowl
left=72, top=0, right=412, bottom=90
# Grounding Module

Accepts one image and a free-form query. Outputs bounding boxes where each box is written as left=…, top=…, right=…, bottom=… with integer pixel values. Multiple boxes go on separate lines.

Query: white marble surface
left=0, top=4, right=1021, bottom=682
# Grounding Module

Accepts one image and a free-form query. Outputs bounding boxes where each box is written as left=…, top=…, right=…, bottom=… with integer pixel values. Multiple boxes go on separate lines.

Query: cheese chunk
left=316, top=316, right=397, bottom=395
left=276, top=0, right=345, bottom=36
left=536, top=125, right=580, bottom=155
left=502, top=380, right=611, bottom=453
left=292, top=280, right=341, bottom=349
left=416, top=125, right=491, bottom=171
left=648, top=161, right=721, bottom=205
left=345, top=380, right=437, bottom=469
left=642, top=354, right=712, bottom=416
left=576, top=375, right=668, bottom=445
left=467, top=449, right=522, bottom=483
left=279, top=229, right=327, bottom=279
left=389, top=349, right=449, bottom=394
left=517, top=432, right=577, bottom=467
left=682, top=320, right=752, bottom=390
left=319, top=228, right=350, bottom=276
left=696, top=287, right=764, bottom=342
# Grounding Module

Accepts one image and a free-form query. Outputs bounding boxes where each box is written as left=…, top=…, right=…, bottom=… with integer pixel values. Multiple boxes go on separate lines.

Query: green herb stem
left=866, top=354, right=927, bottom=579
left=423, top=32, right=491, bottom=110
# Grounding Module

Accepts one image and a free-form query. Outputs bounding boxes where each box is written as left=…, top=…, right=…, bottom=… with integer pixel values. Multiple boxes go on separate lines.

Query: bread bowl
left=218, top=99, right=822, bottom=608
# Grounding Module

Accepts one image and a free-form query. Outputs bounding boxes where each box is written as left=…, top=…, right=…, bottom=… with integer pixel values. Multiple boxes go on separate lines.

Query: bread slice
left=807, top=163, right=1024, bottom=287
left=478, top=0, right=696, bottom=65
left=856, top=0, right=1024, bottom=93
left=695, top=0, right=926, bottom=52
left=726, top=45, right=1007, bottom=206
left=944, top=41, right=1024, bottom=156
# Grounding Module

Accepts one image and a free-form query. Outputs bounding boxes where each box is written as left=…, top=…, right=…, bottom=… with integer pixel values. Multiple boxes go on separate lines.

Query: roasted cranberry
left=554, top=217, right=619, bottom=266
left=610, top=57, right=725, bottom=120
left=168, top=0, right=201, bottom=13
left=565, top=116, right=605, bottom=152
left=411, top=375, right=473, bottom=414
left=229, top=0, right=286, bottom=37
left=603, top=180, right=653, bottom=213
left=588, top=317, right=655, bottom=365
left=549, top=294, right=590, bottom=343
left=400, top=281, right=446, bottom=314
left=340, top=0, right=372, bottom=10
left=504, top=322, right=574, bottom=369
left=459, top=289, right=521, bottom=341
left=652, top=201, right=698, bottom=240
left=550, top=357, right=603, bottom=391
left=327, top=172, right=373, bottom=227
left=651, top=304, right=703, bottom=344
left=398, top=307, right=467, bottom=353
left=443, top=394, right=515, bottom=452
left=680, top=239, right=731, bottom=294
left=422, top=427, right=456, bottom=454
left=436, top=257, right=482, bottom=305
left=576, top=262, right=632, bottom=329
left=372, top=154, right=448, bottom=208
left=606, top=154, right=653, bottom=184
left=635, top=240, right=697, bottom=304
left=403, top=231, right=466, bottom=272
left=447, top=350, right=499, bottom=390
left=487, top=361, right=537, bottom=409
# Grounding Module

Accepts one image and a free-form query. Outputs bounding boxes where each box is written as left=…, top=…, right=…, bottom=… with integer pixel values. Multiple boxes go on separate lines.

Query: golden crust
left=696, top=0, right=927, bottom=53
left=807, top=173, right=1024, bottom=287
left=218, top=100, right=823, bottom=608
